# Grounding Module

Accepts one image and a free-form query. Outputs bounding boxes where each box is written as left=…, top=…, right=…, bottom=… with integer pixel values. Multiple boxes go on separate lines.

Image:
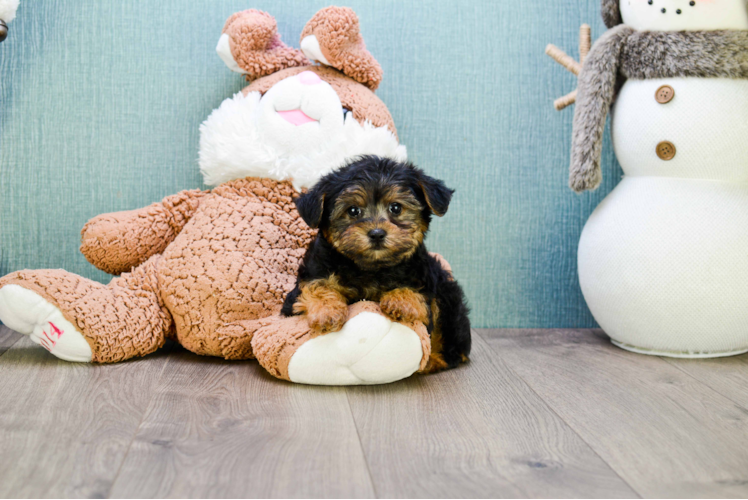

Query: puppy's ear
left=417, top=173, right=454, bottom=217
left=295, top=188, right=326, bottom=229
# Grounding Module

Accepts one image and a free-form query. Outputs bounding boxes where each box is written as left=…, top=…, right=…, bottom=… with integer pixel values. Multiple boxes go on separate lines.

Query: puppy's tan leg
left=380, top=288, right=429, bottom=325
left=422, top=329, right=449, bottom=374
left=293, top=276, right=350, bottom=335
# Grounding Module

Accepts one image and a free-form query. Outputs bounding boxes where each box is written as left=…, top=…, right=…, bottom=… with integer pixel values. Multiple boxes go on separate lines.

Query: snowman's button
left=655, top=85, right=675, bottom=104
left=656, top=141, right=676, bottom=161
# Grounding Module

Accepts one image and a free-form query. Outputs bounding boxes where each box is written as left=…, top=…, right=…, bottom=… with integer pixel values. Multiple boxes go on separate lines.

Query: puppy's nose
left=298, top=71, right=322, bottom=85
left=368, top=228, right=387, bottom=242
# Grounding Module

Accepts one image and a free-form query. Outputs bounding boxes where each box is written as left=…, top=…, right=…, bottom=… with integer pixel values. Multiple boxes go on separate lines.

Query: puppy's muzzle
left=368, top=228, right=387, bottom=245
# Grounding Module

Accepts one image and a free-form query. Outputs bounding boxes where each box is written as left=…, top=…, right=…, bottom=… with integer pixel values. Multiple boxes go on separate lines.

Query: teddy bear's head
left=603, top=0, right=748, bottom=30
left=199, top=7, right=406, bottom=190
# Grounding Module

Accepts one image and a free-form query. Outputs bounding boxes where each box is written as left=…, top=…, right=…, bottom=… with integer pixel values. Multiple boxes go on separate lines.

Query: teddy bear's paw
left=0, top=285, right=92, bottom=362
left=287, top=308, right=423, bottom=385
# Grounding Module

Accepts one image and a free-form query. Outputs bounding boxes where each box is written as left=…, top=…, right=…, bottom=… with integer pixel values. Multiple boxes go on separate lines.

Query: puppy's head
left=295, top=156, right=453, bottom=269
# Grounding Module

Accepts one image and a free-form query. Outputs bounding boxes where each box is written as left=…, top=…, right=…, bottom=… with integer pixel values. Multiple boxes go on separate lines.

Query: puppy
left=281, top=156, right=471, bottom=372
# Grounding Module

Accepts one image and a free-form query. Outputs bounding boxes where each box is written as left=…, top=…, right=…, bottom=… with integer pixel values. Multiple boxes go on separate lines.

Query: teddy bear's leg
left=0, top=255, right=173, bottom=363
left=250, top=302, right=430, bottom=385
left=214, top=318, right=271, bottom=361
left=0, top=284, right=93, bottom=362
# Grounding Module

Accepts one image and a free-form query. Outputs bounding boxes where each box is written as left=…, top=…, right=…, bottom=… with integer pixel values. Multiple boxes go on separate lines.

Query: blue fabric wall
left=0, top=0, right=622, bottom=328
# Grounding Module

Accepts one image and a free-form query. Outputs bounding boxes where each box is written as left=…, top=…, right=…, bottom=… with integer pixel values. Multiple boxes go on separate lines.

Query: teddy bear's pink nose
left=298, top=71, right=322, bottom=85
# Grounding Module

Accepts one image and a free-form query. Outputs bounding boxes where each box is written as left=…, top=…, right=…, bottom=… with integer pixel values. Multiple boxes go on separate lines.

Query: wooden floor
left=1, top=326, right=747, bottom=499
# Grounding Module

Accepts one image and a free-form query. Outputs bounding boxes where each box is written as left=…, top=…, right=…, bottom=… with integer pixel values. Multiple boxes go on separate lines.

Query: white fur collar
left=198, top=91, right=407, bottom=190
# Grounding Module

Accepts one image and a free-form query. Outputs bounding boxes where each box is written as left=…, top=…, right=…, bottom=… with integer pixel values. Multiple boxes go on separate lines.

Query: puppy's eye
left=347, top=206, right=361, bottom=218
left=389, top=203, right=402, bottom=215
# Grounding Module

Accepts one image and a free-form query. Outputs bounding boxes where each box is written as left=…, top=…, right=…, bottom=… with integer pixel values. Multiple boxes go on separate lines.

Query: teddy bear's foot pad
left=287, top=311, right=423, bottom=385
left=0, top=285, right=92, bottom=362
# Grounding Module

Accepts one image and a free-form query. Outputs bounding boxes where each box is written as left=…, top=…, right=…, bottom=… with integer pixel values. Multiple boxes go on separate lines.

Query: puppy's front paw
left=293, top=277, right=352, bottom=335
left=380, top=288, right=429, bottom=325
left=302, top=302, right=348, bottom=335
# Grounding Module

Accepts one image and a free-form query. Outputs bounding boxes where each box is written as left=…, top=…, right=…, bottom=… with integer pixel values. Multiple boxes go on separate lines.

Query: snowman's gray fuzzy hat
left=601, top=0, right=623, bottom=28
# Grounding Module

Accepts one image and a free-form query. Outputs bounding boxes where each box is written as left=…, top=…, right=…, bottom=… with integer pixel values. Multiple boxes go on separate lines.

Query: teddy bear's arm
left=80, top=189, right=208, bottom=275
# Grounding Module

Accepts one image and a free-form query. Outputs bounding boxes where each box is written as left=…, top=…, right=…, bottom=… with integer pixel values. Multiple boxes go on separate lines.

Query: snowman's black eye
left=347, top=206, right=361, bottom=218
left=661, top=7, right=667, bottom=13
left=648, top=0, right=653, bottom=4
left=676, top=8, right=682, bottom=14
left=690, top=0, right=695, bottom=5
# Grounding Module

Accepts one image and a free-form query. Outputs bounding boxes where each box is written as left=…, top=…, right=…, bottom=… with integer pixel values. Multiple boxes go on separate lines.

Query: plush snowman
left=554, top=0, right=748, bottom=357
left=0, top=0, right=19, bottom=42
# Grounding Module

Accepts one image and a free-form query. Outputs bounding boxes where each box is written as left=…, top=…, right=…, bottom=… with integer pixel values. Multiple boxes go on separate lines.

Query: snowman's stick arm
left=545, top=45, right=581, bottom=76
left=546, top=24, right=593, bottom=111
left=579, top=24, right=591, bottom=63
left=554, top=90, right=578, bottom=111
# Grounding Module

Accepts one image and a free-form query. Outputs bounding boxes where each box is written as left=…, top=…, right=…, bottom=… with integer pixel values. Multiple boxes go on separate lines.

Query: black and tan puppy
left=281, top=156, right=471, bottom=373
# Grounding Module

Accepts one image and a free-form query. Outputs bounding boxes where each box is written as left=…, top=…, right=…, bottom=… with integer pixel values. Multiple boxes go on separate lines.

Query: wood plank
left=482, top=329, right=748, bottom=498
left=0, top=334, right=171, bottom=498
left=109, top=348, right=375, bottom=499
left=346, top=332, right=637, bottom=499
left=0, top=325, right=22, bottom=357
left=661, top=355, right=748, bottom=411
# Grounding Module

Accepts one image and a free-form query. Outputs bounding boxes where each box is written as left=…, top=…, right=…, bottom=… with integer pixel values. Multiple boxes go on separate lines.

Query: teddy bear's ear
left=299, top=7, right=383, bottom=91
left=218, top=9, right=309, bottom=80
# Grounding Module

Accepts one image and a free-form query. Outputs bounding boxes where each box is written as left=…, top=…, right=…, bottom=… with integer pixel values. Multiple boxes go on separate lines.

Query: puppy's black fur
left=282, top=156, right=471, bottom=371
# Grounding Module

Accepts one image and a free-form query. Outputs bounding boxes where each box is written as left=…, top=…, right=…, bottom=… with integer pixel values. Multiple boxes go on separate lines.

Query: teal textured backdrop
left=0, top=0, right=622, bottom=328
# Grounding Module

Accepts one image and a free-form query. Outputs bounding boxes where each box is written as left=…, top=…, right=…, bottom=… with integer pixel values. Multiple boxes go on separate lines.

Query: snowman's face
left=620, top=0, right=748, bottom=30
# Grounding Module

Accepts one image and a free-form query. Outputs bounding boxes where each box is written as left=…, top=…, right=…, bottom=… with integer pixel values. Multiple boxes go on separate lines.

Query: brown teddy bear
left=0, top=6, right=446, bottom=385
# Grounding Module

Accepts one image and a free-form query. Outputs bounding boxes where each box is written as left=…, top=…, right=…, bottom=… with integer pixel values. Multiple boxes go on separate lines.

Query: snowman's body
left=579, top=78, right=748, bottom=356
left=576, top=1, right=748, bottom=357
